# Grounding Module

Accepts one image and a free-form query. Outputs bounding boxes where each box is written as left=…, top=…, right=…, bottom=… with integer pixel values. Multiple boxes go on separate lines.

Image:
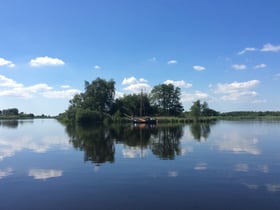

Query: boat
left=131, top=90, right=158, bottom=125
left=132, top=117, right=157, bottom=125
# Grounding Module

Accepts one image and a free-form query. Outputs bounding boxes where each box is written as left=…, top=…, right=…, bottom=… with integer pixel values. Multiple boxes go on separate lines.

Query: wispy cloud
left=167, top=60, right=177, bottom=65
left=94, top=65, right=101, bottom=70
left=164, top=80, right=192, bottom=88
left=122, top=76, right=151, bottom=93
left=0, top=58, right=15, bottom=68
left=29, top=56, right=64, bottom=67
left=260, top=43, right=280, bottom=52
left=232, top=64, right=247, bottom=70
left=237, top=47, right=257, bottom=55
left=238, top=43, right=280, bottom=55
left=254, top=64, right=267, bottom=69
left=214, top=80, right=260, bottom=101
left=193, top=65, right=206, bottom=71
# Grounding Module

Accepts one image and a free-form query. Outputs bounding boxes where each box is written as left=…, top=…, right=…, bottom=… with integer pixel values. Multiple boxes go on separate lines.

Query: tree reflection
left=190, top=123, right=211, bottom=141
left=150, top=125, right=183, bottom=160
left=65, top=123, right=185, bottom=164
left=66, top=125, right=115, bottom=164
left=0, top=120, right=19, bottom=128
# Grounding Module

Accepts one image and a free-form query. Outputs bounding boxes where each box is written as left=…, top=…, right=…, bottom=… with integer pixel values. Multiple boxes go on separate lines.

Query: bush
left=75, top=109, right=103, bottom=125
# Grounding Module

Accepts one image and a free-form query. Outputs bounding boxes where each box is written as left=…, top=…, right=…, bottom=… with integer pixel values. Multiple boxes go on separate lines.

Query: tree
left=62, top=78, right=115, bottom=124
left=190, top=100, right=201, bottom=120
left=150, top=83, right=183, bottom=116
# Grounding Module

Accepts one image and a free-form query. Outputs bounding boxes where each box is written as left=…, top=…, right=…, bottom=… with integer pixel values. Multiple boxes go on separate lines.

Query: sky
left=0, top=0, right=280, bottom=116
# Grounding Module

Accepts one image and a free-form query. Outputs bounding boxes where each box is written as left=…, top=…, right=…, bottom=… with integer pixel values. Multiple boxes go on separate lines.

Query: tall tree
left=150, top=83, right=183, bottom=116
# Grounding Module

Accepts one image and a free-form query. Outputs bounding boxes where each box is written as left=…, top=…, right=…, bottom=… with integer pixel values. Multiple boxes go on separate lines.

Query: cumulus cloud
left=0, top=74, right=80, bottom=99
left=29, top=56, right=64, bottom=67
left=163, top=80, right=192, bottom=88
left=254, top=64, right=267, bottom=69
left=167, top=60, right=177, bottom=64
left=214, top=80, right=260, bottom=101
left=232, top=64, right=247, bottom=70
left=193, top=65, right=206, bottom=71
left=260, top=43, right=280, bottom=52
left=122, top=76, right=151, bottom=93
left=237, top=47, right=257, bottom=55
left=181, top=91, right=209, bottom=103
left=42, top=89, right=81, bottom=99
left=0, top=58, right=15, bottom=68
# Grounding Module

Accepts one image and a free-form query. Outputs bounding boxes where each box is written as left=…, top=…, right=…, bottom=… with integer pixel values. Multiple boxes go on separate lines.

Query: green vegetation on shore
left=0, top=108, right=52, bottom=120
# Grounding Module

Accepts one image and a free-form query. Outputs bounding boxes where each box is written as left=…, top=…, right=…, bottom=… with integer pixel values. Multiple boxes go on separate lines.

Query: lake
left=0, top=119, right=280, bottom=210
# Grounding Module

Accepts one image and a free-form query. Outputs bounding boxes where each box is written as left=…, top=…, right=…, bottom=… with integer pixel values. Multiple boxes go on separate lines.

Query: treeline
left=0, top=108, right=34, bottom=119
left=58, top=78, right=218, bottom=125
left=219, top=111, right=280, bottom=119
left=0, top=108, right=52, bottom=119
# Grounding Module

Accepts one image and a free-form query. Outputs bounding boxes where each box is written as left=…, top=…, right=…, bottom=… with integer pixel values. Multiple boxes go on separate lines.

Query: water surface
left=0, top=119, right=279, bottom=210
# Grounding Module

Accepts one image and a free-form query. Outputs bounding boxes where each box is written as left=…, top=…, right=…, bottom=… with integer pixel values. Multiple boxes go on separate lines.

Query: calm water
left=0, top=119, right=280, bottom=210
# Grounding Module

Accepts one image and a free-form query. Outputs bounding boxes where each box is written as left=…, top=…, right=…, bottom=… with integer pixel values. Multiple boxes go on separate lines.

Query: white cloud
left=232, top=64, right=247, bottom=70
left=122, top=77, right=151, bottom=93
left=214, top=80, right=260, bottom=101
left=237, top=47, right=257, bottom=55
left=0, top=75, right=23, bottom=88
left=61, top=85, right=71, bottom=89
left=28, top=169, right=63, bottom=180
left=0, top=74, right=80, bottom=99
left=164, top=80, right=192, bottom=88
left=260, top=43, right=280, bottom=52
left=181, top=91, right=209, bottom=103
left=42, top=89, right=81, bottom=99
left=274, top=73, right=280, bottom=80
left=193, top=65, right=206, bottom=71
left=0, top=58, right=15, bottom=68
left=254, top=64, right=267, bottom=69
left=30, top=56, right=64, bottom=67
left=167, top=60, right=177, bottom=64
left=94, top=65, right=101, bottom=70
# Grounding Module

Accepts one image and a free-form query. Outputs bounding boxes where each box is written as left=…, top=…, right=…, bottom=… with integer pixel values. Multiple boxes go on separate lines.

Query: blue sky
left=0, top=0, right=280, bottom=115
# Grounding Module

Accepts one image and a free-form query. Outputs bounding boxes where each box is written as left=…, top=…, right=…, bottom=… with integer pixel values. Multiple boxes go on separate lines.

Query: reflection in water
left=0, top=119, right=34, bottom=129
left=66, top=124, right=186, bottom=162
left=0, top=120, right=19, bottom=128
left=190, top=123, right=211, bottom=141
left=150, top=125, right=183, bottom=160
left=0, top=168, right=13, bottom=179
left=214, top=132, right=260, bottom=155
left=28, top=169, right=63, bottom=180
left=67, top=125, right=115, bottom=164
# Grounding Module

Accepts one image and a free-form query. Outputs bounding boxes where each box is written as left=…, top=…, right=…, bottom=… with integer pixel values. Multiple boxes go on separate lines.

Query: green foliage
left=63, top=78, right=115, bottom=124
left=150, top=83, right=183, bottom=116
left=190, top=100, right=219, bottom=121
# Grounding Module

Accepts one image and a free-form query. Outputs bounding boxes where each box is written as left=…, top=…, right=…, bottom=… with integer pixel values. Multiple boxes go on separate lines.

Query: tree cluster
left=59, top=78, right=185, bottom=125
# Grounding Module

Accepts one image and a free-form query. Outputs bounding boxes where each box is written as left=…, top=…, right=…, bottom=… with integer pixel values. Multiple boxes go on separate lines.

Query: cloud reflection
left=28, top=169, right=63, bottom=180
left=122, top=148, right=147, bottom=158
left=0, top=135, right=71, bottom=161
left=214, top=132, right=260, bottom=155
left=0, top=168, right=13, bottom=179
left=235, top=163, right=249, bottom=172
left=194, top=162, right=208, bottom=170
